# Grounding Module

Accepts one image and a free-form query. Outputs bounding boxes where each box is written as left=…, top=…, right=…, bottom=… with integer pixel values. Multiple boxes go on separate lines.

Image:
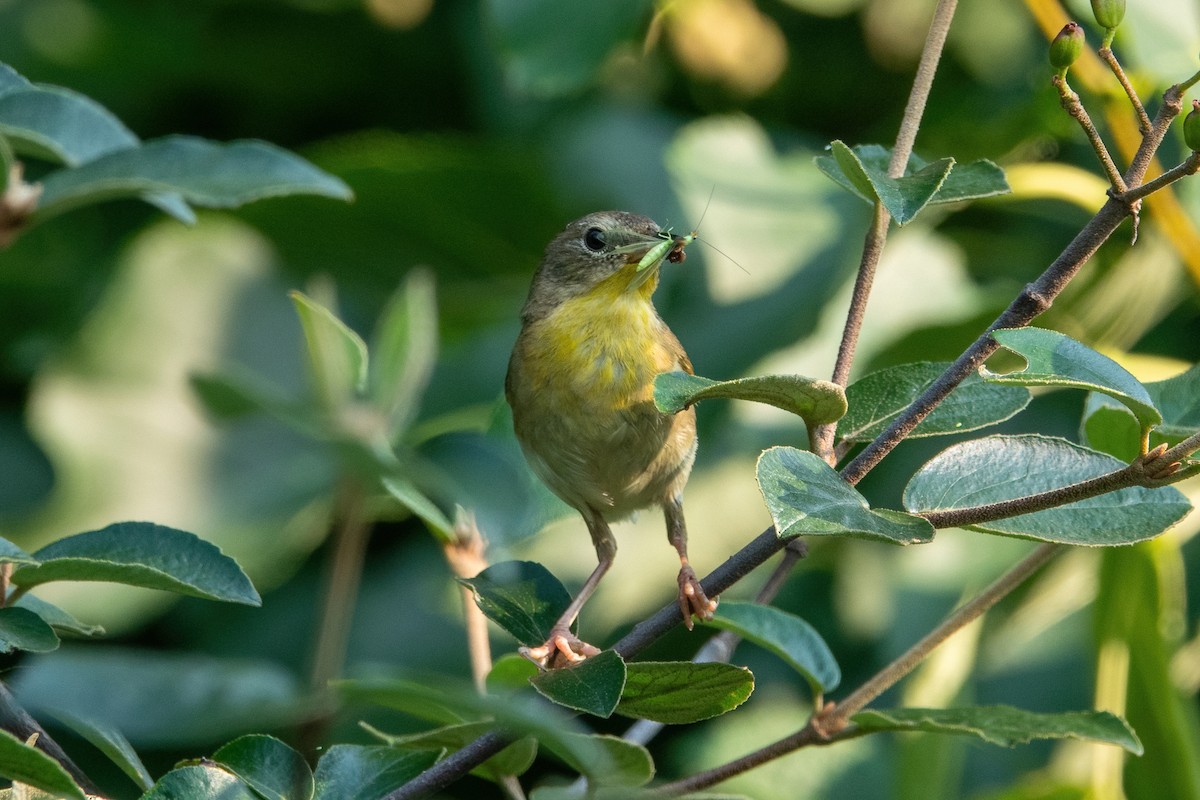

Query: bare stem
left=442, top=511, right=493, bottom=693
left=657, top=543, right=1062, bottom=796
left=1054, top=75, right=1127, bottom=193
left=1099, top=47, right=1151, bottom=135
left=889, top=0, right=959, bottom=177
left=300, top=479, right=372, bottom=750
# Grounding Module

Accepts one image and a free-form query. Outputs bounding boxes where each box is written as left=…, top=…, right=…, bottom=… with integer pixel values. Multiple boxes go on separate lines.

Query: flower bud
left=1049, top=23, right=1084, bottom=71
left=1185, top=99, right=1200, bottom=152
left=1090, top=0, right=1126, bottom=30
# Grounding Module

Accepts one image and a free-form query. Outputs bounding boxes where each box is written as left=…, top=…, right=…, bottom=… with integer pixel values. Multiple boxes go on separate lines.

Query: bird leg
left=520, top=511, right=614, bottom=669
left=664, top=496, right=717, bottom=629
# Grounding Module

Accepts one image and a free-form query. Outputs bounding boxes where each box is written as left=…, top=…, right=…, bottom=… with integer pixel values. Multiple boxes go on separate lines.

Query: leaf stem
left=656, top=543, right=1062, bottom=795
left=1099, top=47, right=1151, bottom=135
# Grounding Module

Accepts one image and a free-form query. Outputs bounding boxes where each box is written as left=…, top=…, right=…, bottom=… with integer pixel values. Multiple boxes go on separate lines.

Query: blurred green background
left=1, top=0, right=1199, bottom=797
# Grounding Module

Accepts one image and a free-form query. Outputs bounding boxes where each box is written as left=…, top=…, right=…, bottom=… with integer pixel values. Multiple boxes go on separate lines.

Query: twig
left=0, top=682, right=99, bottom=794
left=1114, top=152, right=1200, bottom=203
left=442, top=510, right=493, bottom=693
left=812, top=0, right=959, bottom=461
left=300, top=479, right=372, bottom=750
left=1099, top=47, right=1151, bottom=135
left=656, top=543, right=1062, bottom=795
left=1053, top=75, right=1127, bottom=193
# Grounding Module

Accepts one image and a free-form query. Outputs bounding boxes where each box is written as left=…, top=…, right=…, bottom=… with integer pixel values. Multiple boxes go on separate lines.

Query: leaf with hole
left=757, top=447, right=934, bottom=545
left=985, top=328, right=1160, bottom=431
left=904, top=435, right=1190, bottom=544
left=655, top=372, right=846, bottom=427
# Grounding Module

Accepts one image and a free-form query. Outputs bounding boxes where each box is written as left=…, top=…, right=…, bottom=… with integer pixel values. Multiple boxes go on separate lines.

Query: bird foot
left=519, top=626, right=602, bottom=670
left=677, top=565, right=718, bottom=630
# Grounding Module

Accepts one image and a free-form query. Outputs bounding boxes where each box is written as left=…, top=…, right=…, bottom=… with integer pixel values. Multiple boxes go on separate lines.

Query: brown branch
left=1099, top=47, right=1151, bottom=135
left=1053, top=74, right=1126, bottom=193
left=0, top=682, right=99, bottom=795
left=1114, top=151, right=1200, bottom=203
left=657, top=543, right=1062, bottom=796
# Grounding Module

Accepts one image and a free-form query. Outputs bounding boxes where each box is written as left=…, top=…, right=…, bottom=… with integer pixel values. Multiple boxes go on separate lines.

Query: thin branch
left=1099, top=47, right=1151, bottom=135
left=812, top=0, right=958, bottom=461
left=657, top=543, right=1062, bottom=796
left=0, top=682, right=99, bottom=795
left=1114, top=151, right=1200, bottom=203
left=442, top=510, right=493, bottom=693
left=1053, top=75, right=1127, bottom=193
left=385, top=528, right=788, bottom=800
left=840, top=197, right=1129, bottom=485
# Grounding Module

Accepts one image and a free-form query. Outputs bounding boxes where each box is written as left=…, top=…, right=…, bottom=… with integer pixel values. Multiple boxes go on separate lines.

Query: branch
left=1053, top=74, right=1126, bottom=193
left=1115, top=151, right=1200, bottom=203
left=0, top=682, right=99, bottom=795
left=1099, top=47, right=1151, bottom=135
left=385, top=528, right=788, bottom=800
left=812, top=0, right=959, bottom=461
left=657, top=543, right=1062, bottom=796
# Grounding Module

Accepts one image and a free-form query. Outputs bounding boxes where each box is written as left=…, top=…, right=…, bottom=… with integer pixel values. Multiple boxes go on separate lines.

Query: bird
left=505, top=210, right=717, bottom=668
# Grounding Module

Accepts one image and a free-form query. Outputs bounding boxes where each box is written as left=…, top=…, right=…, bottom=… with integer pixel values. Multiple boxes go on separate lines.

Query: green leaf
left=0, top=728, right=84, bottom=799
left=32, top=135, right=352, bottom=222
left=817, top=141, right=955, bottom=225
left=615, top=662, right=754, bottom=724
left=703, top=601, right=839, bottom=694
left=903, top=435, right=1191, bottom=544
left=1082, top=363, right=1200, bottom=459
left=47, top=711, right=152, bottom=791
left=486, top=653, right=540, bottom=693
left=0, top=607, right=59, bottom=654
left=484, top=0, right=645, bottom=97
left=757, top=447, right=934, bottom=545
left=458, top=561, right=572, bottom=646
left=380, top=476, right=455, bottom=543
left=840, top=362, right=1030, bottom=442
left=0, top=64, right=32, bottom=94
left=985, top=328, right=1161, bottom=431
left=291, top=290, right=369, bottom=411
left=11, top=648, right=307, bottom=748
left=654, top=372, right=846, bottom=426
left=337, top=677, right=652, bottom=787
left=852, top=706, right=1142, bottom=753
left=11, top=521, right=261, bottom=605
left=530, top=650, right=626, bottom=718
left=0, top=84, right=137, bottom=166
left=142, top=764, right=257, bottom=800
left=815, top=143, right=1009, bottom=210
left=312, top=746, right=439, bottom=800
left=0, top=537, right=35, bottom=566
left=212, top=735, right=314, bottom=800
left=370, top=269, right=438, bottom=441
left=361, top=721, right=537, bottom=782
left=12, top=595, right=103, bottom=638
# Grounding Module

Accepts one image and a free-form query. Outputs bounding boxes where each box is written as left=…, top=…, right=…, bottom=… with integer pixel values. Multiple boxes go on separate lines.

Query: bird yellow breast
left=519, top=268, right=676, bottom=411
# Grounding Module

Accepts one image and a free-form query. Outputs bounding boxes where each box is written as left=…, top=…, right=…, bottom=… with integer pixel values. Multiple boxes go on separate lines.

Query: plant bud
left=1049, top=23, right=1084, bottom=71
left=1090, top=0, right=1125, bottom=30
left=1185, top=99, right=1200, bottom=152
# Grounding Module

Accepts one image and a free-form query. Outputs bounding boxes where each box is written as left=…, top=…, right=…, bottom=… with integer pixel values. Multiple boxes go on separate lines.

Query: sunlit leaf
left=530, top=650, right=626, bottom=718
left=615, top=661, right=754, bottom=724
left=655, top=372, right=846, bottom=426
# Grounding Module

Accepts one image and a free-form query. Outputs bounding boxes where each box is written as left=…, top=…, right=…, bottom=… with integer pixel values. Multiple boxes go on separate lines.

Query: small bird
left=506, top=210, right=717, bottom=668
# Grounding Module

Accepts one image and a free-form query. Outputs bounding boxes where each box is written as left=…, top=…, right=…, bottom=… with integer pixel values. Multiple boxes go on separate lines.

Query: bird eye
left=583, top=227, right=607, bottom=252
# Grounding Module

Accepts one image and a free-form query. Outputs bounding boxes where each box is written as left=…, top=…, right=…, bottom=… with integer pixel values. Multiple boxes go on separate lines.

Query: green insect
left=637, top=228, right=697, bottom=272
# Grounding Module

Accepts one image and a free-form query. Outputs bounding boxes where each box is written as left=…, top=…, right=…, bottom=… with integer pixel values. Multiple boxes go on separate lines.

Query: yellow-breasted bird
left=506, top=210, right=717, bottom=668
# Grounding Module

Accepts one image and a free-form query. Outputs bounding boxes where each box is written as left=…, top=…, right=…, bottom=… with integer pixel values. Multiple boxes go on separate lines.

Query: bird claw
left=519, top=627, right=602, bottom=670
left=677, top=565, right=718, bottom=630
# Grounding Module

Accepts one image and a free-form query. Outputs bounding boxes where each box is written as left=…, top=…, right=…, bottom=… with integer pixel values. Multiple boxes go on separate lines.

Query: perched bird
left=506, top=210, right=717, bottom=668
